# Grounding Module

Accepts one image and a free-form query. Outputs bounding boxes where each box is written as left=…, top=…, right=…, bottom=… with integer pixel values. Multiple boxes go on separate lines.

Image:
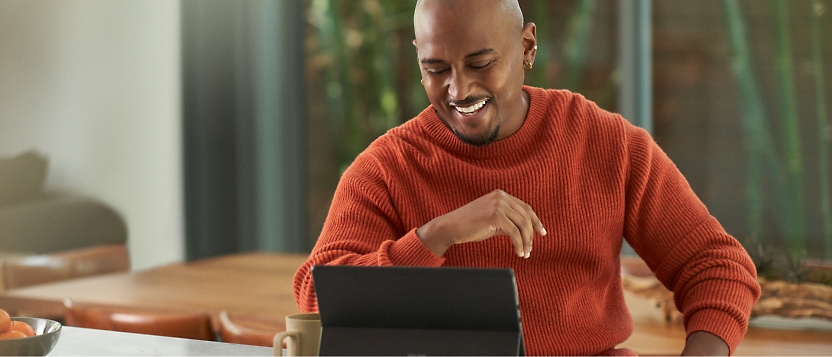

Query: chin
left=453, top=125, right=501, bottom=146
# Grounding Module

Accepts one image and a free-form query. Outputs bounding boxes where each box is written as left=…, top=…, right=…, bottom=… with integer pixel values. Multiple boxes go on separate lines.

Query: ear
left=522, top=22, right=537, bottom=66
left=413, top=39, right=421, bottom=62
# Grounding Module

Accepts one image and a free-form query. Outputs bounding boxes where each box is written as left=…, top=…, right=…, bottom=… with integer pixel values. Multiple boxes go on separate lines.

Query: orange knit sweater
left=294, top=86, right=760, bottom=356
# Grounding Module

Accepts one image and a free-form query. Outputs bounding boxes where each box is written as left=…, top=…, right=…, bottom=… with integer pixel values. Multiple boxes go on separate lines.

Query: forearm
left=293, top=230, right=445, bottom=311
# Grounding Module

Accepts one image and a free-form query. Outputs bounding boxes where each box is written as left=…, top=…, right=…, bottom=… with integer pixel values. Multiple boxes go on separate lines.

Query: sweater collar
left=418, top=86, right=548, bottom=160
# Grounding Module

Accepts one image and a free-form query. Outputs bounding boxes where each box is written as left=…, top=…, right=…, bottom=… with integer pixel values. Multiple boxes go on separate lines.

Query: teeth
left=455, top=100, right=487, bottom=114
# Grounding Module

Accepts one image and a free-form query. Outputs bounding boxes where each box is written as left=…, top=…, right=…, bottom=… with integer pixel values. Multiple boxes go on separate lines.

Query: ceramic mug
left=273, top=313, right=321, bottom=356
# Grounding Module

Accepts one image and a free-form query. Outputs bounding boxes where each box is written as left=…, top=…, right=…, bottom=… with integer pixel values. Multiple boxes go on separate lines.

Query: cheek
left=425, top=86, right=445, bottom=105
left=487, top=65, right=521, bottom=99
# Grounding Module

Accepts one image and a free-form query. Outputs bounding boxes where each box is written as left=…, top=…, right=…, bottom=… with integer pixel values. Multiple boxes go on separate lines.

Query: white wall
left=0, top=0, right=183, bottom=270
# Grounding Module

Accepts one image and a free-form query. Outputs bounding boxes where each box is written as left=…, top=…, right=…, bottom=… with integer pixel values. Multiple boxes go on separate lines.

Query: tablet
left=312, top=265, right=525, bottom=356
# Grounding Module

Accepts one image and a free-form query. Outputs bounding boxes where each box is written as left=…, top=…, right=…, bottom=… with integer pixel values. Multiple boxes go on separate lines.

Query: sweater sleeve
left=293, top=151, right=445, bottom=312
left=621, top=124, right=761, bottom=354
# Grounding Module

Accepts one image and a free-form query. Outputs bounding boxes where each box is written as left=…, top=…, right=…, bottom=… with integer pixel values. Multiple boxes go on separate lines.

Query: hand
left=681, top=331, right=729, bottom=356
left=416, top=189, right=547, bottom=258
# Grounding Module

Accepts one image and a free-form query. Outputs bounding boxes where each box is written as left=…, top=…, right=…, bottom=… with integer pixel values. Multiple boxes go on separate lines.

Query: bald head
left=414, top=0, right=524, bottom=41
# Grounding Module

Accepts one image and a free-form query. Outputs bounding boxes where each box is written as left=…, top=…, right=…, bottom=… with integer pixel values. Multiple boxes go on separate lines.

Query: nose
left=447, top=69, right=474, bottom=102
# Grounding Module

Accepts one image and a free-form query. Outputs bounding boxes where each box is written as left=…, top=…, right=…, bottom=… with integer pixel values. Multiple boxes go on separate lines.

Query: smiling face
left=414, top=0, right=536, bottom=146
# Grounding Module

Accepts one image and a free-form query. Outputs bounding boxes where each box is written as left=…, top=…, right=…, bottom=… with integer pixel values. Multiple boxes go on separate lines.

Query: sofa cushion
left=0, top=151, right=48, bottom=205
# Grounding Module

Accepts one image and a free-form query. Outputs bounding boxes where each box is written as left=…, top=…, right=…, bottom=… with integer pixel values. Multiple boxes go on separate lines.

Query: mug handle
left=273, top=331, right=299, bottom=356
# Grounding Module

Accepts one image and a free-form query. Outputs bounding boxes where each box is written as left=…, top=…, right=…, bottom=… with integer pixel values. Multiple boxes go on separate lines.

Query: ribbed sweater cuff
left=387, top=228, right=446, bottom=267
left=685, top=308, right=745, bottom=355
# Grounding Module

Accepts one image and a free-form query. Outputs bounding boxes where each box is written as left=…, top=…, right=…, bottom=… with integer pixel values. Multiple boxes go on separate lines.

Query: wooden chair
left=218, top=310, right=283, bottom=347
left=63, top=299, right=216, bottom=341
left=1, top=244, right=130, bottom=290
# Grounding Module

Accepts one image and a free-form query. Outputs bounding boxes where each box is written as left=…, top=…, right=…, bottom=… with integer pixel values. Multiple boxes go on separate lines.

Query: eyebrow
left=419, top=48, right=495, bottom=65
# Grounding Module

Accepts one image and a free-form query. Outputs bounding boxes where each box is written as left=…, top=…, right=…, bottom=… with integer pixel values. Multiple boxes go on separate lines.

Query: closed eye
left=423, top=67, right=449, bottom=75
left=470, top=60, right=494, bottom=70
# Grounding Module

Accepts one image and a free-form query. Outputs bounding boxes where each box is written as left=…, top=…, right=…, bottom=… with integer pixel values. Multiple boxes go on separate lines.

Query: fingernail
left=541, top=227, right=547, bottom=235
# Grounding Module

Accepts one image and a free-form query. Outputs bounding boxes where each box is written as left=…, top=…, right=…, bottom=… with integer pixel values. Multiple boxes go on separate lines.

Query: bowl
left=0, top=317, right=62, bottom=356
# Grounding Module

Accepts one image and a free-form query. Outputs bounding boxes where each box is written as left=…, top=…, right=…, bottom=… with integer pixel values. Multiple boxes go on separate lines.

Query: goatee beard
left=453, top=123, right=501, bottom=147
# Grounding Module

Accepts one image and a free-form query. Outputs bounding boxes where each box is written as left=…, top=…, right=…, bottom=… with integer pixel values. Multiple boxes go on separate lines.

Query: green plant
left=745, top=234, right=832, bottom=286
left=723, top=0, right=832, bottom=263
left=771, top=0, right=807, bottom=256
left=810, top=0, right=832, bottom=260
left=780, top=251, right=811, bottom=284
left=723, top=0, right=791, bottom=254
left=561, top=0, right=598, bottom=93
left=744, top=235, right=778, bottom=280
left=308, top=0, right=422, bottom=173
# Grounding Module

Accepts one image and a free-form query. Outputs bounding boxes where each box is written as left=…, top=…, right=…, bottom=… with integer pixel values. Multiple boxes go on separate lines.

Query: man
left=294, top=0, right=761, bottom=355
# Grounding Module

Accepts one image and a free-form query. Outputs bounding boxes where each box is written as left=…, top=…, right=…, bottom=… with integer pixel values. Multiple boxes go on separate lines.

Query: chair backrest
left=1, top=244, right=130, bottom=290
left=218, top=310, right=282, bottom=347
left=64, top=299, right=216, bottom=341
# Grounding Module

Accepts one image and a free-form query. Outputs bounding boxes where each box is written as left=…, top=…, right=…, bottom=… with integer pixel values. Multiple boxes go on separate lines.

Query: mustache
left=448, top=95, right=492, bottom=107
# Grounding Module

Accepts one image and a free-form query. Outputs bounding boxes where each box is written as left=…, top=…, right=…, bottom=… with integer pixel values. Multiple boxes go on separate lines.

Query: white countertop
left=50, top=326, right=273, bottom=356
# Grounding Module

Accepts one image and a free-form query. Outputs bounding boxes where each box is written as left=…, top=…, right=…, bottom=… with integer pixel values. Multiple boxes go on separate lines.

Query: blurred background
left=0, top=0, right=830, bottom=276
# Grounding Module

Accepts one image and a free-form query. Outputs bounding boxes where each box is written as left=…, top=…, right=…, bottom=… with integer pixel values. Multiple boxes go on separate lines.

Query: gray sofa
left=0, top=151, right=127, bottom=256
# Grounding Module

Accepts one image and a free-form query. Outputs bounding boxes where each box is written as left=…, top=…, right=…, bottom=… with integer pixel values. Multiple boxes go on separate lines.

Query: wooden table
left=1, top=252, right=830, bottom=355
left=0, top=252, right=309, bottom=331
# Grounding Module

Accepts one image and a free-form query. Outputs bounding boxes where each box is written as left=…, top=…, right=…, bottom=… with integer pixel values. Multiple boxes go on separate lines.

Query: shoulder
left=529, top=87, right=636, bottom=147
left=362, top=106, right=443, bottom=165
left=362, top=120, right=419, bottom=164
left=342, top=115, right=427, bottom=183
left=529, top=86, right=612, bottom=116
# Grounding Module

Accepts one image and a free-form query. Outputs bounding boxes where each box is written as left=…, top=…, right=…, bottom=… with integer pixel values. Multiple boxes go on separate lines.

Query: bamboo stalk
left=314, top=0, right=358, bottom=169
left=810, top=0, right=832, bottom=260
left=722, top=0, right=792, bottom=247
left=361, top=1, right=394, bottom=134
left=316, top=0, right=418, bottom=172
left=530, top=0, right=549, bottom=88
left=343, top=1, right=372, bottom=165
left=562, top=0, right=598, bottom=92
left=723, top=0, right=765, bottom=241
left=771, top=0, right=807, bottom=257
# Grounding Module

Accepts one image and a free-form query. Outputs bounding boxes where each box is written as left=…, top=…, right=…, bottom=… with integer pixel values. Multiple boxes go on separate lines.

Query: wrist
left=682, top=331, right=729, bottom=356
left=416, top=219, right=453, bottom=257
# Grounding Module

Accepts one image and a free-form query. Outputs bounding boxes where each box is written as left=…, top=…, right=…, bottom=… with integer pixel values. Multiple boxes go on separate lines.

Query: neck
left=495, top=88, right=531, bottom=141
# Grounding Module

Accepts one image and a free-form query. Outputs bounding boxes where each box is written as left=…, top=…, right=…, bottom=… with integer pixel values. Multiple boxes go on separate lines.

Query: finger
left=503, top=192, right=546, bottom=237
left=504, top=197, right=541, bottom=257
left=495, top=214, right=525, bottom=258
left=528, top=205, right=547, bottom=236
left=502, top=204, right=533, bottom=258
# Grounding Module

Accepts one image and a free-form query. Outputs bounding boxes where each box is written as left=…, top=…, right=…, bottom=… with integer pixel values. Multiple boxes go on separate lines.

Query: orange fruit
left=0, top=309, right=10, bottom=333
left=10, top=321, right=35, bottom=337
left=0, top=330, right=26, bottom=340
